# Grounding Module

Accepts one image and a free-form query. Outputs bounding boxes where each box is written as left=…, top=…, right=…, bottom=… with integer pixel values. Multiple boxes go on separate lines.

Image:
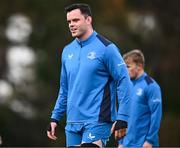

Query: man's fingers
left=122, top=128, right=126, bottom=136
left=47, top=131, right=57, bottom=140
left=47, top=131, right=53, bottom=139
left=114, top=130, right=119, bottom=140
left=114, top=128, right=127, bottom=140
left=47, top=123, right=58, bottom=140
left=115, top=130, right=121, bottom=140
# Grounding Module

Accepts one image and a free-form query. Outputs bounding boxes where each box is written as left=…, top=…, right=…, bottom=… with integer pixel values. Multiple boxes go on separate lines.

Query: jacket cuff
left=116, top=114, right=129, bottom=122
left=114, top=120, right=128, bottom=130
left=51, top=118, right=59, bottom=124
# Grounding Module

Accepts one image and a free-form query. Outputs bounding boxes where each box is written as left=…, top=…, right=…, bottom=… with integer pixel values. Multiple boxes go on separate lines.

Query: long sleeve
left=103, top=44, right=131, bottom=122
left=145, top=83, right=162, bottom=145
left=51, top=53, right=68, bottom=121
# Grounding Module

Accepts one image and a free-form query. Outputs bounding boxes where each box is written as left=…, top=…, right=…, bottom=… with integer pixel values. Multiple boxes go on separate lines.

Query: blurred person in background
left=0, top=135, right=2, bottom=146
left=118, top=49, right=162, bottom=148
left=47, top=3, right=131, bottom=148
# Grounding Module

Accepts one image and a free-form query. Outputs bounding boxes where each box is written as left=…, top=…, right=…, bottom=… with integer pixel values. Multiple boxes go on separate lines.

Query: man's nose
left=69, top=22, right=75, bottom=27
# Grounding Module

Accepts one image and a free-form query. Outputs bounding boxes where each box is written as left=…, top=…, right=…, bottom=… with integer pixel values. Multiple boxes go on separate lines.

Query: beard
left=70, top=26, right=87, bottom=39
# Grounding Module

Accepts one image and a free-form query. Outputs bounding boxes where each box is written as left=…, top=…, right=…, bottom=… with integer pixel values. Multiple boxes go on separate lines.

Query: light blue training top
left=123, top=73, right=162, bottom=147
left=51, top=31, right=131, bottom=123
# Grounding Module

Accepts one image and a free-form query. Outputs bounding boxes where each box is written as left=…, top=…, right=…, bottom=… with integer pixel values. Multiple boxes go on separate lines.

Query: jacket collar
left=76, top=31, right=97, bottom=47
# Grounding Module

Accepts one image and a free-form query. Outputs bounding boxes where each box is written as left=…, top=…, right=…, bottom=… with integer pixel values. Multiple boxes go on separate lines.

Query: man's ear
left=137, top=63, right=143, bottom=70
left=86, top=16, right=92, bottom=24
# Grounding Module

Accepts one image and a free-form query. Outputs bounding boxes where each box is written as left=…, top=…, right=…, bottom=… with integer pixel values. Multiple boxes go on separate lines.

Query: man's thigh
left=65, top=123, right=83, bottom=147
left=82, top=122, right=112, bottom=147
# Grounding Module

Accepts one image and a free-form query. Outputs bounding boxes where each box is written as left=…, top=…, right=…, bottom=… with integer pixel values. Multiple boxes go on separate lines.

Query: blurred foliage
left=0, top=0, right=180, bottom=147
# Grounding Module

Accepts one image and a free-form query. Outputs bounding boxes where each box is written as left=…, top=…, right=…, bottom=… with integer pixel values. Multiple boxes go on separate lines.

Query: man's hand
left=47, top=122, right=58, bottom=140
left=111, top=120, right=127, bottom=140
left=114, top=128, right=127, bottom=140
left=142, top=141, right=152, bottom=148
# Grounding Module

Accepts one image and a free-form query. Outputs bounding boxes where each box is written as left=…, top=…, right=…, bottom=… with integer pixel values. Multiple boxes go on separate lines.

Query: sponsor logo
left=68, top=53, right=73, bottom=59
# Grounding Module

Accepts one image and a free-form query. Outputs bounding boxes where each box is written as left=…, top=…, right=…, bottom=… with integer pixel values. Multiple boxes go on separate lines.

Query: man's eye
left=72, top=19, right=80, bottom=22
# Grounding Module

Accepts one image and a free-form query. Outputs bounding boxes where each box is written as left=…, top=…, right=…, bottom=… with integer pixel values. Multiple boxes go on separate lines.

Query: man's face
left=66, top=9, right=91, bottom=39
left=125, top=58, right=139, bottom=80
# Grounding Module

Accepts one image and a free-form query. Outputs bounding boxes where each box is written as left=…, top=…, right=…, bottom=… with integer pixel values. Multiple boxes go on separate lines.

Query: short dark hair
left=65, top=3, right=92, bottom=17
left=123, top=49, right=145, bottom=67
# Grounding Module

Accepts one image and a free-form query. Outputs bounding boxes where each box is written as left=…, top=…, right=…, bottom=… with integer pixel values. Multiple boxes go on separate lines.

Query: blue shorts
left=65, top=122, right=113, bottom=147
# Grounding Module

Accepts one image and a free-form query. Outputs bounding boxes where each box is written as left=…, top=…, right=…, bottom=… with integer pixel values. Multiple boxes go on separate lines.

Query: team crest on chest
left=87, top=51, right=96, bottom=60
left=136, top=88, right=143, bottom=96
